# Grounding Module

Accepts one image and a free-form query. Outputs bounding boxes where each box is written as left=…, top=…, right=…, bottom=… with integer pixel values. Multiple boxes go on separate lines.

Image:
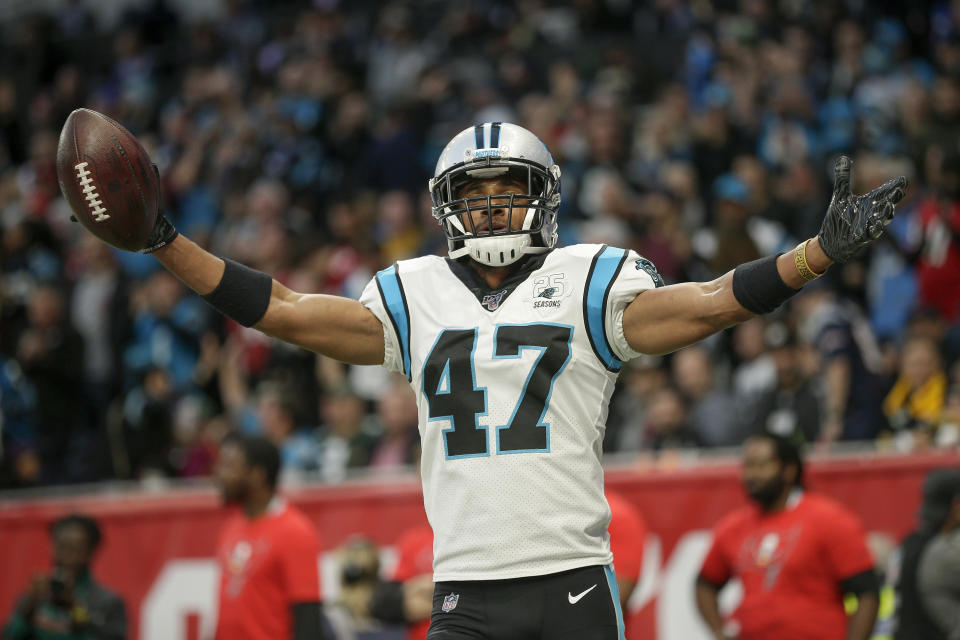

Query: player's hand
left=139, top=164, right=178, bottom=254
left=816, top=156, right=907, bottom=263
left=65, top=163, right=178, bottom=253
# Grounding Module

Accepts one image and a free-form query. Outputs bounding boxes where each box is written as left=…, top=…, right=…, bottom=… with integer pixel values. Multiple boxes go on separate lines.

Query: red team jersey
left=214, top=499, right=322, bottom=640
left=699, top=492, right=873, bottom=640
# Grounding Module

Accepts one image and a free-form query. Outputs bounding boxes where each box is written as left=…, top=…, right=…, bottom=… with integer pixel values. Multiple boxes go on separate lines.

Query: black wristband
left=203, top=258, right=273, bottom=327
left=732, top=254, right=797, bottom=315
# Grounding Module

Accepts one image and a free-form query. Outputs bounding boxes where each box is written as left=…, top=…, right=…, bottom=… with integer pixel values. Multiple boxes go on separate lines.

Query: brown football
left=57, top=108, right=159, bottom=251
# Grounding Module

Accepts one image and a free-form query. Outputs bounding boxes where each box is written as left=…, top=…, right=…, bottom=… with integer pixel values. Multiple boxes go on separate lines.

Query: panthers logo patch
left=635, top=258, right=664, bottom=287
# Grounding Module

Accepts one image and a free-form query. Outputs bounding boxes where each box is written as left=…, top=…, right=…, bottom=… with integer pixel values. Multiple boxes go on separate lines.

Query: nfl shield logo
left=442, top=593, right=459, bottom=612
left=481, top=290, right=506, bottom=311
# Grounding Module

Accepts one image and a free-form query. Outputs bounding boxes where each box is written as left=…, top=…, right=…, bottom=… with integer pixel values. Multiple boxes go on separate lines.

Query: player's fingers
left=880, top=201, right=895, bottom=224
left=884, top=176, right=908, bottom=205
left=866, top=203, right=894, bottom=238
left=866, top=212, right=884, bottom=239
left=833, top=156, right=853, bottom=196
left=870, top=175, right=907, bottom=202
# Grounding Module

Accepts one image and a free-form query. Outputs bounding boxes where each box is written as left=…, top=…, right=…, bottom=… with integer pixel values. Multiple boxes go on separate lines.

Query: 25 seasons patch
left=531, top=273, right=568, bottom=310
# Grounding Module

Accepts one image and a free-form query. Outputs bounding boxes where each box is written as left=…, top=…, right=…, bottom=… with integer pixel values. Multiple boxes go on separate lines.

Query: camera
left=49, top=570, right=72, bottom=606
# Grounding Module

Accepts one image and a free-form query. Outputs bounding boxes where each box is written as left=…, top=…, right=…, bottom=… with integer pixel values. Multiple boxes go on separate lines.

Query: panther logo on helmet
left=428, top=123, right=561, bottom=268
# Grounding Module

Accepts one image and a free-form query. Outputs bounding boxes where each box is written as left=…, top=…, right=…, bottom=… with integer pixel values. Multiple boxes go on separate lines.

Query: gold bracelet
left=794, top=239, right=825, bottom=281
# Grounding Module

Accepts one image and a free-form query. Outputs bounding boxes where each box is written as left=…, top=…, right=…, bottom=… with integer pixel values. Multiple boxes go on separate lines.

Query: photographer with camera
left=2, top=514, right=126, bottom=640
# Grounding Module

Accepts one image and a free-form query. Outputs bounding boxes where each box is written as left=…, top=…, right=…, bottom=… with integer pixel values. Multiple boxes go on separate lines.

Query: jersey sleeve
left=279, top=518, right=322, bottom=603
left=359, top=274, right=404, bottom=374
left=821, top=505, right=875, bottom=583
left=606, top=250, right=661, bottom=361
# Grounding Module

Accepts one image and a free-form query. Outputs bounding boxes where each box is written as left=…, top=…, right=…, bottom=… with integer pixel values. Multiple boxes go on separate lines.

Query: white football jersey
left=359, top=244, right=660, bottom=581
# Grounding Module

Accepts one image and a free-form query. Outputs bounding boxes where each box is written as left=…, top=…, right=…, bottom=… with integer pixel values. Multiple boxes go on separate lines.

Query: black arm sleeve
left=731, top=254, right=798, bottom=315
left=840, top=568, right=880, bottom=596
left=291, top=602, right=330, bottom=640
left=369, top=580, right=407, bottom=624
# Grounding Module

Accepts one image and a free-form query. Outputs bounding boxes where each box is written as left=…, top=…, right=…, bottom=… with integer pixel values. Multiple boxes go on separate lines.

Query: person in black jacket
left=2, top=514, right=127, bottom=640
left=892, top=469, right=960, bottom=640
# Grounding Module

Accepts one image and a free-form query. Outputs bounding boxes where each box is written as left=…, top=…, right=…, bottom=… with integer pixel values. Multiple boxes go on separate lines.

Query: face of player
left=457, top=175, right=533, bottom=235
left=214, top=441, right=250, bottom=505
left=741, top=438, right=792, bottom=509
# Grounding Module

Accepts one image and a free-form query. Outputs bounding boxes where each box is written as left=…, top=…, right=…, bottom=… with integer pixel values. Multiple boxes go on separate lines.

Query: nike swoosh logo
left=567, top=584, right=597, bottom=604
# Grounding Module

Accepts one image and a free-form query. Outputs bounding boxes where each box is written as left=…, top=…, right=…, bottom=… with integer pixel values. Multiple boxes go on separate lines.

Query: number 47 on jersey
left=422, top=323, right=573, bottom=459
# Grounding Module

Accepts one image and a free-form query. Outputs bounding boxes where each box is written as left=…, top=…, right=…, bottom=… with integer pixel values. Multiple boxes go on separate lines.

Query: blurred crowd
left=2, top=0, right=960, bottom=490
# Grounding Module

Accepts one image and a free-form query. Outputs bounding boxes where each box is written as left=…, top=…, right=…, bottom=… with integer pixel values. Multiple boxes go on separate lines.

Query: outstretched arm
left=623, top=156, right=906, bottom=356
left=152, top=234, right=385, bottom=365
left=623, top=239, right=831, bottom=355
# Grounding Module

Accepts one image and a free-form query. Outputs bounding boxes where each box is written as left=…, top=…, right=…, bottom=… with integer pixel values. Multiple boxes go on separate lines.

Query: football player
left=120, top=123, right=905, bottom=640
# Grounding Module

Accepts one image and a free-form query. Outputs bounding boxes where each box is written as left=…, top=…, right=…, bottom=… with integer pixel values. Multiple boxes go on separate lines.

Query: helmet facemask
left=430, top=159, right=561, bottom=267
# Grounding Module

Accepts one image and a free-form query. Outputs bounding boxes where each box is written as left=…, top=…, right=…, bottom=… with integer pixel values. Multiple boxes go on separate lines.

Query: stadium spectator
left=910, top=148, right=960, bottom=323
left=643, top=386, right=703, bottom=451
left=730, top=317, right=777, bottom=398
left=891, top=468, right=960, bottom=640
left=317, top=383, right=379, bottom=483
left=606, top=357, right=669, bottom=453
left=883, top=336, right=948, bottom=446
left=696, top=432, right=879, bottom=640
left=2, top=513, right=127, bottom=640
left=795, top=288, right=889, bottom=442
left=15, top=284, right=89, bottom=483
left=254, top=382, right=321, bottom=478
left=212, top=433, right=330, bottom=640
left=672, top=345, right=742, bottom=447
left=749, top=325, right=822, bottom=443
left=367, top=379, right=419, bottom=474
left=917, top=470, right=960, bottom=640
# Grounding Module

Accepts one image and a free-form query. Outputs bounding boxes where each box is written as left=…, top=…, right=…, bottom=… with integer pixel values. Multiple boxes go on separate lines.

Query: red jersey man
left=213, top=434, right=330, bottom=640
left=696, top=432, right=879, bottom=640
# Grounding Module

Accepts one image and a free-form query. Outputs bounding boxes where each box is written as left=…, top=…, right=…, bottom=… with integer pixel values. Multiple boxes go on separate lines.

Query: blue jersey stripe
left=375, top=265, right=411, bottom=379
left=604, top=565, right=626, bottom=640
left=584, top=246, right=626, bottom=371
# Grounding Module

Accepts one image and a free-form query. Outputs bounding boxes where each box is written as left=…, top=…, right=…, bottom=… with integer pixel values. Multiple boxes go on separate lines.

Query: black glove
left=140, top=164, right=178, bottom=253
left=817, top=156, right=907, bottom=263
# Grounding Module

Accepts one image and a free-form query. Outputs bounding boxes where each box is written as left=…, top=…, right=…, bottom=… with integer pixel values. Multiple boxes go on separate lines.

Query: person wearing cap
left=916, top=469, right=960, bottom=639
left=891, top=468, right=960, bottom=640
left=708, top=174, right=762, bottom=274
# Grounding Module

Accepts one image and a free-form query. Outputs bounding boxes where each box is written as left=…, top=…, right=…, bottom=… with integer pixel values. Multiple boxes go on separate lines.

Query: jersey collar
left=446, top=251, right=551, bottom=312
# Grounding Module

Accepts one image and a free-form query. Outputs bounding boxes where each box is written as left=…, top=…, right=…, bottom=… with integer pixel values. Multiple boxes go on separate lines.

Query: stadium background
left=1, top=0, right=960, bottom=638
